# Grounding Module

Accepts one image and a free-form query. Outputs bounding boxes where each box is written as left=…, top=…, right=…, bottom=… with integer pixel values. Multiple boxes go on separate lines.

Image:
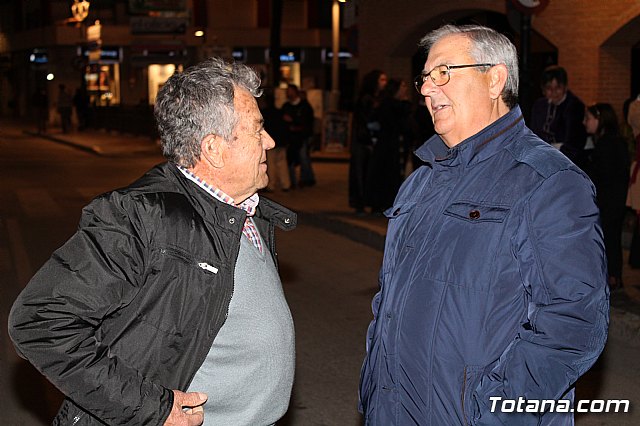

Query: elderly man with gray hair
left=9, top=57, right=296, bottom=426
left=359, top=24, right=608, bottom=425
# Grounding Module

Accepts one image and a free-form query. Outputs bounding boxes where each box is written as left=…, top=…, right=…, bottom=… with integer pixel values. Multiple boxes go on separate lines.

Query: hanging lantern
left=71, top=0, right=90, bottom=22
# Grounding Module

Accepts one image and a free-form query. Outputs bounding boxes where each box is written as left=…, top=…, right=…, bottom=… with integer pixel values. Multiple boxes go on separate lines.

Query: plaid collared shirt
left=176, top=164, right=263, bottom=253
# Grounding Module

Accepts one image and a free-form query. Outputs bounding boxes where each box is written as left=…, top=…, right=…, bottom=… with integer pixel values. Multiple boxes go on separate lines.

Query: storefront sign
left=131, top=41, right=188, bottom=64
left=131, top=16, right=187, bottom=34
left=232, top=48, right=246, bottom=62
left=265, top=48, right=304, bottom=63
left=81, top=46, right=122, bottom=64
left=128, top=0, right=186, bottom=14
left=321, top=49, right=353, bottom=63
left=29, top=50, right=48, bottom=64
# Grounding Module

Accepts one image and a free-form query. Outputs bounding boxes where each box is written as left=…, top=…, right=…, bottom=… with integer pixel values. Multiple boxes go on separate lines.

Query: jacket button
left=469, top=210, right=480, bottom=219
left=229, top=218, right=236, bottom=225
left=284, top=217, right=291, bottom=224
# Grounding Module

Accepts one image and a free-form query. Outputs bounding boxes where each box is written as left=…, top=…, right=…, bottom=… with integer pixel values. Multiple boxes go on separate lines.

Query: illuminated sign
left=265, top=48, right=303, bottom=63
left=29, top=50, right=48, bottom=64
left=321, top=49, right=353, bottom=63
left=78, top=46, right=122, bottom=63
left=232, top=48, right=246, bottom=62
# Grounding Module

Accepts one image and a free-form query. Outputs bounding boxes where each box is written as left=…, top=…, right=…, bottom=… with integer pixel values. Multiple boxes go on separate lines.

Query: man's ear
left=489, top=64, right=508, bottom=100
left=200, top=134, right=225, bottom=168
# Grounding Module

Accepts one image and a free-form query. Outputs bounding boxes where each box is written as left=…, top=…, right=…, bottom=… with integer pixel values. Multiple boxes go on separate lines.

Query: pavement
left=11, top=121, right=640, bottom=346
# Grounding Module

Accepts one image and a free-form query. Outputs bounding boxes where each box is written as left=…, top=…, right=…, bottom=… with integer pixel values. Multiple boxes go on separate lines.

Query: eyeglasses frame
left=413, top=63, right=495, bottom=93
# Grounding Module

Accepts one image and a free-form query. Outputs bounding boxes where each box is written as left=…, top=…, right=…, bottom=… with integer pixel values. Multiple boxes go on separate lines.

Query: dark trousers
left=349, top=143, right=373, bottom=211
left=601, top=206, right=625, bottom=279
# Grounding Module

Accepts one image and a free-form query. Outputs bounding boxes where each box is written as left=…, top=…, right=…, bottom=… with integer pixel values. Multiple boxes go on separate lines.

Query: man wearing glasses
left=359, top=24, right=608, bottom=425
left=529, top=65, right=588, bottom=170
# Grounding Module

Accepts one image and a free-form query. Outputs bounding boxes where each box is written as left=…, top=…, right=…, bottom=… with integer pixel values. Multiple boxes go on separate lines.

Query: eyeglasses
left=413, top=63, right=494, bottom=92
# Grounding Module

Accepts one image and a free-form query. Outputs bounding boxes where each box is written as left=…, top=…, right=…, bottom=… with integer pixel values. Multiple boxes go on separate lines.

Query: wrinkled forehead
left=233, top=88, right=262, bottom=128
left=233, top=87, right=259, bottom=112
left=425, top=34, right=473, bottom=69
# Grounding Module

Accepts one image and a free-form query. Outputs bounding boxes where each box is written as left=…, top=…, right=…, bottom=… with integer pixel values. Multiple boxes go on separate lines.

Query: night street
left=1, top=0, right=639, bottom=424
left=1, top=124, right=639, bottom=425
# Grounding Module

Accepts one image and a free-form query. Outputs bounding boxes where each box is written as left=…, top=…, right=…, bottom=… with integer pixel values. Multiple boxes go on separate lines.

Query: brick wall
left=598, top=47, right=632, bottom=118
left=533, top=0, right=640, bottom=117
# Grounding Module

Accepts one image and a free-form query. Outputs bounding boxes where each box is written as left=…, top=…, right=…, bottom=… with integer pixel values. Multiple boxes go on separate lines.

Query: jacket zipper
left=225, top=238, right=240, bottom=321
left=71, top=412, right=84, bottom=425
left=159, top=247, right=217, bottom=274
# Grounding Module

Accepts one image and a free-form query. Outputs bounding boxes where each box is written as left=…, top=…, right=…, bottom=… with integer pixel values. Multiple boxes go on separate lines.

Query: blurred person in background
left=349, top=69, right=388, bottom=215
left=282, top=84, right=315, bottom=189
left=530, top=65, right=587, bottom=170
left=367, top=78, right=412, bottom=213
left=625, top=96, right=640, bottom=267
left=584, top=103, right=630, bottom=290
left=260, top=89, right=291, bottom=192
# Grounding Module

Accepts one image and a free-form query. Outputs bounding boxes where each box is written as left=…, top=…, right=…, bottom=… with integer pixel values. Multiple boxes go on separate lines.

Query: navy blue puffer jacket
left=359, top=106, right=609, bottom=425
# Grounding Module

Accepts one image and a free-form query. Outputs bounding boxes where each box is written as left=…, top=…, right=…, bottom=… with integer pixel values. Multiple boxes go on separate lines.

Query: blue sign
left=30, top=50, right=48, bottom=64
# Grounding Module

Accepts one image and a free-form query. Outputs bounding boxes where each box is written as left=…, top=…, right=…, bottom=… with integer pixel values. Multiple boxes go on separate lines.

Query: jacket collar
left=415, top=105, right=525, bottom=167
left=145, top=163, right=296, bottom=231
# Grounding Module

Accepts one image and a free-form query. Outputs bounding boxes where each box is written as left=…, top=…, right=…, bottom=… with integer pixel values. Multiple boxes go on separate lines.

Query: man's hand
left=164, top=390, right=208, bottom=426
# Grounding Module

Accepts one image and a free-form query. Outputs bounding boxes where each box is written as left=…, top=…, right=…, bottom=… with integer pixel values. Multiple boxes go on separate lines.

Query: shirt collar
left=175, top=164, right=259, bottom=217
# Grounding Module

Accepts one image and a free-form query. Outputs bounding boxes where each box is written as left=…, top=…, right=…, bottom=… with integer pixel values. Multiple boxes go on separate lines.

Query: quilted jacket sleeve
left=8, top=194, right=173, bottom=425
left=473, top=169, right=610, bottom=425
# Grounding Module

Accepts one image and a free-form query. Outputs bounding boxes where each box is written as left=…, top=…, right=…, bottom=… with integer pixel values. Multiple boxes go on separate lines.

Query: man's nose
left=420, top=78, right=439, bottom=97
left=263, top=130, right=276, bottom=150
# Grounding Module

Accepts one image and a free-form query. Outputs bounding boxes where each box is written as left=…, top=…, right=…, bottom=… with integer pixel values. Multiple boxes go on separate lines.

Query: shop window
left=85, top=63, right=120, bottom=106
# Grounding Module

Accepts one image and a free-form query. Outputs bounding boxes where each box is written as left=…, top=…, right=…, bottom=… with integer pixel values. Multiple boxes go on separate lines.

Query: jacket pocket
left=461, top=365, right=483, bottom=426
left=444, top=201, right=510, bottom=223
left=53, top=398, right=94, bottom=426
left=430, top=201, right=511, bottom=290
left=158, top=245, right=219, bottom=275
left=138, top=245, right=225, bottom=336
left=383, top=201, right=417, bottom=271
left=384, top=201, right=416, bottom=220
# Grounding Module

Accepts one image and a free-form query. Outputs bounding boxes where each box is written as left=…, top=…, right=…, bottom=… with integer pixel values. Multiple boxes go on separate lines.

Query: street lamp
left=71, top=0, right=90, bottom=23
left=329, top=0, right=345, bottom=111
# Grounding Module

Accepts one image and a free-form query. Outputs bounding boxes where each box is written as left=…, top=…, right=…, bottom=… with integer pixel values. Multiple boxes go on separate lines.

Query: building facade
left=0, top=0, right=353, bottom=124
left=0, top=0, right=638, bottom=128
left=356, top=0, right=640, bottom=120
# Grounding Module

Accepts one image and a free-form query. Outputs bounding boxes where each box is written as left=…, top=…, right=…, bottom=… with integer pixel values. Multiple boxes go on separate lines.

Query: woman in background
left=349, top=69, right=388, bottom=215
left=584, top=103, right=630, bottom=290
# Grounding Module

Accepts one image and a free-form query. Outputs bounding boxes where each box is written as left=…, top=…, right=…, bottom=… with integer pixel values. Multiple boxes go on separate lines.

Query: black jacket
left=530, top=90, right=587, bottom=168
left=587, top=133, right=630, bottom=212
left=8, top=162, right=296, bottom=425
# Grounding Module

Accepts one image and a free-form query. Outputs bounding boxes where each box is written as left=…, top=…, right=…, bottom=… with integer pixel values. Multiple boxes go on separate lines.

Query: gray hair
left=419, top=24, right=519, bottom=109
left=154, top=57, right=262, bottom=167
